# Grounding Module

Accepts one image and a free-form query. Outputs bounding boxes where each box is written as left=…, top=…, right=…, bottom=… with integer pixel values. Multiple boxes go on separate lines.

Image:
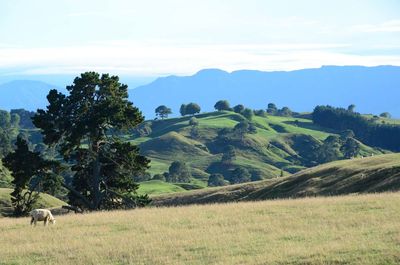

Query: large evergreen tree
left=33, top=72, right=150, bottom=210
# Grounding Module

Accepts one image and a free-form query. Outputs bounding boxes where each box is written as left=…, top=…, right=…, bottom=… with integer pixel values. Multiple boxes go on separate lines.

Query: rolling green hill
left=152, top=153, right=400, bottom=206
left=0, top=188, right=67, bottom=217
left=130, top=111, right=385, bottom=194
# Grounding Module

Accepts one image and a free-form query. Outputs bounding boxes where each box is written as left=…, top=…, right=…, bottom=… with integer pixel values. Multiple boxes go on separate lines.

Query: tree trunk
left=92, top=145, right=102, bottom=210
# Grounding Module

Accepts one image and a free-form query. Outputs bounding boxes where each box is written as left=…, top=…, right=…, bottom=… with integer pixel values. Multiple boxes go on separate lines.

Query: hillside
left=130, top=66, right=400, bottom=119
left=0, top=188, right=67, bottom=217
left=152, top=153, right=400, bottom=206
left=1, top=193, right=399, bottom=264
left=130, top=110, right=384, bottom=193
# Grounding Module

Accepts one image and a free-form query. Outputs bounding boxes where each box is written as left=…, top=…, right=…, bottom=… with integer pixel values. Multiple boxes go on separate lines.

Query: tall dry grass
left=1, top=193, right=400, bottom=264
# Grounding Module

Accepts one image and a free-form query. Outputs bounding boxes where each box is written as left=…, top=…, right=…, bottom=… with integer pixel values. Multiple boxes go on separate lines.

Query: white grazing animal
left=30, top=209, right=56, bottom=226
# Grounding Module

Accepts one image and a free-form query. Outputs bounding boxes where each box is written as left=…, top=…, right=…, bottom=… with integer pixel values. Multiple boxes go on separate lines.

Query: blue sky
left=0, top=0, right=400, bottom=77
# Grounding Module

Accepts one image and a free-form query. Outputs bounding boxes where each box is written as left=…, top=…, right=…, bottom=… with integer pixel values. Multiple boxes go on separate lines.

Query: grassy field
left=1, top=193, right=399, bottom=264
left=137, top=180, right=186, bottom=195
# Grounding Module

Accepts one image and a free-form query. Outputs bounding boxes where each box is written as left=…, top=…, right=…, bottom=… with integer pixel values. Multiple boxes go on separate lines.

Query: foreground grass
left=1, top=193, right=400, bottom=265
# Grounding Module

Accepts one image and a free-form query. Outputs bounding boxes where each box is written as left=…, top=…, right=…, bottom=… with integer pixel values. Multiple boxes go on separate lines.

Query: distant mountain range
left=1, top=66, right=400, bottom=117
left=0, top=80, right=63, bottom=111
left=130, top=65, right=400, bottom=119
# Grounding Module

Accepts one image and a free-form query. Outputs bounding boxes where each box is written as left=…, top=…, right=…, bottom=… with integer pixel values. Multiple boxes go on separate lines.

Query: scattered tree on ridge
left=180, top=104, right=187, bottom=116
left=214, top=100, right=231, bottom=111
left=185, top=103, right=201, bottom=116
left=380, top=112, right=391, bottom=119
left=155, top=105, right=172, bottom=119
left=233, top=104, right=245, bottom=114
left=267, top=103, right=278, bottom=115
left=348, top=104, right=356, bottom=112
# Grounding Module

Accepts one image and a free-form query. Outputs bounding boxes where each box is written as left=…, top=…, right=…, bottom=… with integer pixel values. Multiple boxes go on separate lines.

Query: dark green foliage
left=0, top=128, right=12, bottom=158
left=317, top=135, right=343, bottom=163
left=2, top=137, right=58, bottom=216
left=152, top=174, right=166, bottom=181
left=155, top=105, right=172, bottom=119
left=242, top=108, right=254, bottom=120
left=180, top=104, right=187, bottom=116
left=221, top=145, right=236, bottom=164
left=231, top=167, right=251, bottom=184
left=312, top=105, right=400, bottom=151
left=0, top=110, right=11, bottom=128
left=250, top=170, right=264, bottom=181
left=248, top=123, right=257, bottom=134
left=214, top=100, right=231, bottom=111
left=340, top=129, right=355, bottom=140
left=179, top=103, right=201, bottom=116
left=234, top=121, right=249, bottom=139
left=10, top=109, right=36, bottom=129
left=0, top=109, right=20, bottom=158
left=33, top=72, right=150, bottom=210
left=254, top=109, right=266, bottom=117
left=341, top=138, right=361, bottom=159
left=380, top=112, right=391, bottom=118
left=166, top=161, right=191, bottom=183
left=185, top=103, right=201, bottom=116
left=348, top=104, right=356, bottom=112
left=208, top=173, right=226, bottom=186
left=267, top=103, right=277, bottom=114
left=233, top=104, right=245, bottom=114
left=278, top=107, right=292, bottom=117
left=189, top=117, right=200, bottom=139
left=133, top=172, right=152, bottom=182
left=189, top=117, right=199, bottom=126
left=134, top=122, right=152, bottom=137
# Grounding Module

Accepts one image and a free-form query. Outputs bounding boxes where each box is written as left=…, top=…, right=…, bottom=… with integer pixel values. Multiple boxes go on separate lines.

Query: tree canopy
left=214, top=100, right=231, bottom=111
left=155, top=105, right=172, bottom=119
left=33, top=72, right=150, bottom=210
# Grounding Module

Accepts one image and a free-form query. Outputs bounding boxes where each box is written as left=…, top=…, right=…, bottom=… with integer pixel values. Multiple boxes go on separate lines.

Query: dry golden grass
left=1, top=193, right=400, bottom=264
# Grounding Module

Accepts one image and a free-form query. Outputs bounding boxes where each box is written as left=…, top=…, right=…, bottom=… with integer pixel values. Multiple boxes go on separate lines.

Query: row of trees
left=312, top=105, right=400, bottom=151
left=154, top=100, right=294, bottom=121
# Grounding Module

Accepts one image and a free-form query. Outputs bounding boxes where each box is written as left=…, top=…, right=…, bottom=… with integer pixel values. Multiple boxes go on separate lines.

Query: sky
left=0, top=0, right=400, bottom=77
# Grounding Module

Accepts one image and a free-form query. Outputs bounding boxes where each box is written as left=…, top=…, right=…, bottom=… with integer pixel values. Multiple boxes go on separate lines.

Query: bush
left=231, top=167, right=251, bottom=184
left=208, top=173, right=227, bottom=186
left=166, top=161, right=191, bottom=183
left=152, top=174, right=166, bottom=181
left=233, top=104, right=245, bottom=114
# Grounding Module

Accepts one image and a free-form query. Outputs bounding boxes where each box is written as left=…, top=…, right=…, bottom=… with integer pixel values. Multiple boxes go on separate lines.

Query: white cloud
left=352, top=20, right=400, bottom=33
left=0, top=42, right=399, bottom=76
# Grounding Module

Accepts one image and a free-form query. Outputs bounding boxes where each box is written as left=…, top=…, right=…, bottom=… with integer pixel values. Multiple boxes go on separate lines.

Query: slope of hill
left=130, top=110, right=385, bottom=193
left=152, top=153, right=400, bottom=206
left=0, top=188, right=67, bottom=217
left=0, top=80, right=62, bottom=111
left=129, top=65, right=400, bottom=119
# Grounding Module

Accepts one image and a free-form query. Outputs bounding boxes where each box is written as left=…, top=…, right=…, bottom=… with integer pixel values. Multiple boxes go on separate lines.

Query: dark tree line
left=312, top=105, right=400, bottom=151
